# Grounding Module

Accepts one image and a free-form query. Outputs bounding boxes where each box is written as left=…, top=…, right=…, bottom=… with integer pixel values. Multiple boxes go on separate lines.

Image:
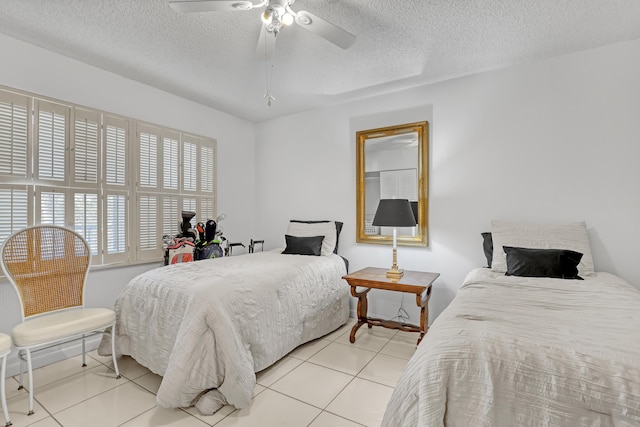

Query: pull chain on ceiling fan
left=169, top=0, right=357, bottom=106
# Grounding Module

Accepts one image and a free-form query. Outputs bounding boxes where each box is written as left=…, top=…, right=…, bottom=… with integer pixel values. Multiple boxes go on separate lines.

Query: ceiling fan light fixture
left=281, top=12, right=294, bottom=26
left=261, top=6, right=274, bottom=24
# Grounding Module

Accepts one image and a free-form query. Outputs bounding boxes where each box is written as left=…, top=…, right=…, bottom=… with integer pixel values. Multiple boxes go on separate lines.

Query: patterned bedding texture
left=382, top=267, right=640, bottom=426
left=99, top=249, right=349, bottom=414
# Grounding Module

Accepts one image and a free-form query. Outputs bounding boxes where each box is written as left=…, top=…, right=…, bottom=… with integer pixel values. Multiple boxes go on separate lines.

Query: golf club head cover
left=205, top=219, right=217, bottom=242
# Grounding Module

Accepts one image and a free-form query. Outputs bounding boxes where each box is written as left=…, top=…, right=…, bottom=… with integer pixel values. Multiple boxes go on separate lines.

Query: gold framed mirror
left=356, top=121, right=428, bottom=246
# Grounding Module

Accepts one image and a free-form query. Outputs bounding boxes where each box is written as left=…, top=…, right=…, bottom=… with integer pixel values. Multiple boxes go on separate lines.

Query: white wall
left=255, top=38, right=640, bottom=324
left=0, top=33, right=256, bottom=374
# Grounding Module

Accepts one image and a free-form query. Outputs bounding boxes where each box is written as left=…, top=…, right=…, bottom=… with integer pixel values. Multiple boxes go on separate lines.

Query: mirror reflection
left=356, top=121, right=428, bottom=246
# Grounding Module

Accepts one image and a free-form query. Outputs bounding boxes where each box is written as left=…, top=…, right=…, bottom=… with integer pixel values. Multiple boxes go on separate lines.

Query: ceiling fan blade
left=295, top=10, right=356, bottom=49
left=169, top=0, right=255, bottom=13
left=256, top=24, right=277, bottom=60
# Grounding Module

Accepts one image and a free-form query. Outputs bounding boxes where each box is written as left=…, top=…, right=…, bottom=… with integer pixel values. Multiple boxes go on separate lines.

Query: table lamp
left=372, top=199, right=417, bottom=279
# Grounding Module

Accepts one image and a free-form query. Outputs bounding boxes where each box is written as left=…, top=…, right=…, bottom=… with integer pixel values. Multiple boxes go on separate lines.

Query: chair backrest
left=1, top=225, right=90, bottom=319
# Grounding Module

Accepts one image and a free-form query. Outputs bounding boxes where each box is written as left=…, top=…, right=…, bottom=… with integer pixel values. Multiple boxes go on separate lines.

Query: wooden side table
left=342, top=267, right=439, bottom=346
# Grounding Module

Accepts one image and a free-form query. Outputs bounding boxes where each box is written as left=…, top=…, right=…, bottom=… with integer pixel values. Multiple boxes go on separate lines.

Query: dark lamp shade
left=410, top=201, right=418, bottom=223
left=372, top=199, right=417, bottom=227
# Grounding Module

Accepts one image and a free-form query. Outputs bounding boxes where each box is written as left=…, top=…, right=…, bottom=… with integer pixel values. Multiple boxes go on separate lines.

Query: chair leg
left=81, top=336, right=87, bottom=367
left=110, top=326, right=121, bottom=379
left=25, top=350, right=33, bottom=416
left=1, top=354, right=12, bottom=426
left=17, top=353, right=23, bottom=391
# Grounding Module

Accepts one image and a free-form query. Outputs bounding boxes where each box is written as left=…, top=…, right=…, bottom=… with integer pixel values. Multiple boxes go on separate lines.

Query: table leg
left=349, top=286, right=371, bottom=343
left=416, top=285, right=433, bottom=345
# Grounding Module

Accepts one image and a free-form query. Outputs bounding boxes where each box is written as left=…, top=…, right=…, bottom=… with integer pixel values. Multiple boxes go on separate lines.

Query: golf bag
left=195, top=219, right=224, bottom=260
left=166, top=240, right=195, bottom=264
left=163, top=211, right=197, bottom=265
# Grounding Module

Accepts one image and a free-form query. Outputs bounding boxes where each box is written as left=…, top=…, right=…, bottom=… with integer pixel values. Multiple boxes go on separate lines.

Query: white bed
left=98, top=249, right=349, bottom=414
left=383, top=265, right=640, bottom=425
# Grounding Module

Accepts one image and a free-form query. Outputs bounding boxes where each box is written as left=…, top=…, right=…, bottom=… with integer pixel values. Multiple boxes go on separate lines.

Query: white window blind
left=398, top=169, right=418, bottom=200
left=103, top=117, right=129, bottom=263
left=0, top=186, right=28, bottom=246
left=0, top=92, right=29, bottom=178
left=72, top=108, right=99, bottom=186
left=39, top=190, right=66, bottom=226
left=200, top=197, right=215, bottom=223
left=0, top=86, right=216, bottom=268
left=182, top=197, right=196, bottom=214
left=105, top=192, right=128, bottom=263
left=183, top=139, right=197, bottom=192
left=137, top=194, right=160, bottom=260
left=39, top=225, right=66, bottom=261
left=200, top=143, right=214, bottom=193
left=74, top=191, right=99, bottom=260
left=163, top=134, right=179, bottom=191
left=104, top=116, right=128, bottom=187
left=138, top=127, right=159, bottom=189
left=36, top=100, right=68, bottom=183
left=162, top=196, right=179, bottom=238
left=380, top=169, right=417, bottom=200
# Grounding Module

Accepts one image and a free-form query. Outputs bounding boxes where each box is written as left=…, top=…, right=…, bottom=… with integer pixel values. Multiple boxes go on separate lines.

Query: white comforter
left=98, top=250, right=349, bottom=414
left=382, top=268, right=640, bottom=426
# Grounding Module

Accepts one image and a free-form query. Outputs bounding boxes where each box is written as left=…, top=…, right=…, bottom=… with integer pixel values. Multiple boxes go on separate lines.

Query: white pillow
left=286, top=221, right=337, bottom=256
left=490, top=221, right=595, bottom=277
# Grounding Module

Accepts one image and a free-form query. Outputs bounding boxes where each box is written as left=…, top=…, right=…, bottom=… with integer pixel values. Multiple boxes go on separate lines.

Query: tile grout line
left=15, top=319, right=410, bottom=427
left=264, top=322, right=403, bottom=427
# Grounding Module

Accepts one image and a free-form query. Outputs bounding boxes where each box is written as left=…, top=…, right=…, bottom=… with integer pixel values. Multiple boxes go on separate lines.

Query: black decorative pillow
left=481, top=232, right=493, bottom=267
left=503, top=246, right=584, bottom=280
left=282, top=235, right=324, bottom=256
left=290, top=220, right=343, bottom=254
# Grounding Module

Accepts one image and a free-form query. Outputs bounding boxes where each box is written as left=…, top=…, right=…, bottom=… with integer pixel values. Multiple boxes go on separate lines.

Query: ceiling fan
left=169, top=0, right=357, bottom=59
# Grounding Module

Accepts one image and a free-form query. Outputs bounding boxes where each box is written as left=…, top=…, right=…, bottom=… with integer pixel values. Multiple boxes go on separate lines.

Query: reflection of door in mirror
left=364, top=133, right=419, bottom=237
left=356, top=120, right=428, bottom=247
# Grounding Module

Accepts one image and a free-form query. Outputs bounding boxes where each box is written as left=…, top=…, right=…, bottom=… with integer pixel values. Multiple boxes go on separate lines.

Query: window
left=0, top=85, right=217, bottom=267
left=0, top=91, right=30, bottom=245
left=0, top=186, right=29, bottom=244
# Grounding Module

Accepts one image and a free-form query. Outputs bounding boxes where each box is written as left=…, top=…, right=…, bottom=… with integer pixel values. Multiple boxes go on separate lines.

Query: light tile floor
left=3, top=319, right=418, bottom=427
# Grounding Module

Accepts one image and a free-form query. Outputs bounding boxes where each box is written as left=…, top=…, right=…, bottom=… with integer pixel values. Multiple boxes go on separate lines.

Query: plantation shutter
left=137, top=193, right=160, bottom=260
left=0, top=90, right=29, bottom=179
left=71, top=108, right=100, bottom=187
left=0, top=185, right=29, bottom=247
left=200, top=142, right=215, bottom=194
left=137, top=124, right=160, bottom=190
left=35, top=100, right=69, bottom=184
left=0, top=85, right=216, bottom=269
left=104, top=191, right=128, bottom=263
left=162, top=131, right=180, bottom=192
left=74, top=191, right=100, bottom=264
left=37, top=188, right=66, bottom=226
left=397, top=169, right=418, bottom=200
left=182, top=197, right=196, bottom=215
left=104, top=115, right=129, bottom=188
left=103, top=115, right=129, bottom=264
left=162, top=195, right=179, bottom=239
left=199, top=197, right=215, bottom=223
left=182, top=136, right=197, bottom=192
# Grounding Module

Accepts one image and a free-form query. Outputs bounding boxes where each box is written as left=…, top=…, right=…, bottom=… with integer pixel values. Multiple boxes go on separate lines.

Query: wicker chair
left=0, top=333, right=11, bottom=426
left=0, top=225, right=120, bottom=417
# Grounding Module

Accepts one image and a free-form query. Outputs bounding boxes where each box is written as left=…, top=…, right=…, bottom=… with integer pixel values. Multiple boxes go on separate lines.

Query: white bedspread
left=382, top=268, right=640, bottom=426
left=98, top=250, right=349, bottom=414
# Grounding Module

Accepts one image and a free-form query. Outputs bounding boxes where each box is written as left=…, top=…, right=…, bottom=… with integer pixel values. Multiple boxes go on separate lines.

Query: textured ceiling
left=1, top=0, right=639, bottom=122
